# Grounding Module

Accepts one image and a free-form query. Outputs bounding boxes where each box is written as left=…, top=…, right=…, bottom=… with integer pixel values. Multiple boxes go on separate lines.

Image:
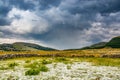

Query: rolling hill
left=106, top=36, right=120, bottom=48
left=81, top=36, right=120, bottom=49
left=0, top=36, right=119, bottom=51
left=81, top=42, right=107, bottom=49
left=0, top=42, right=56, bottom=51
left=65, top=36, right=120, bottom=50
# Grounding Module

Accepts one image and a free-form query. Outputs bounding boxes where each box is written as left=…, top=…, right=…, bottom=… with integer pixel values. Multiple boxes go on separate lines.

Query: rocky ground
left=0, top=59, right=120, bottom=80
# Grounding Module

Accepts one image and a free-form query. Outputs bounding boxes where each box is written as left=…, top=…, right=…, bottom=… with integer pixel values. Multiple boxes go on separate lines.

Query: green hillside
left=65, top=36, right=120, bottom=50
left=0, top=36, right=119, bottom=51
left=0, top=44, right=15, bottom=51
left=106, top=36, right=120, bottom=48
left=0, top=42, right=56, bottom=51
left=81, top=42, right=107, bottom=49
left=82, top=36, right=120, bottom=49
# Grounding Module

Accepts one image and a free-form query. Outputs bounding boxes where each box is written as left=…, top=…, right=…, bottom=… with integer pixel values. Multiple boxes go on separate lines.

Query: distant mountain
left=0, top=36, right=119, bottom=51
left=81, top=36, right=120, bottom=49
left=63, top=42, right=107, bottom=51
left=65, top=36, right=120, bottom=50
left=81, top=42, right=107, bottom=49
left=0, top=42, right=56, bottom=51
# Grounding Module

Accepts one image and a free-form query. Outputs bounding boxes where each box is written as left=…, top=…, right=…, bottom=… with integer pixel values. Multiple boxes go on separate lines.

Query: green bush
left=39, top=65, right=49, bottom=72
left=42, top=60, right=52, bottom=64
left=8, top=62, right=18, bottom=68
left=25, top=60, right=31, bottom=63
left=25, top=64, right=49, bottom=76
left=0, top=66, right=9, bottom=70
left=24, top=62, right=39, bottom=68
left=25, top=69, right=40, bottom=75
left=55, top=57, right=67, bottom=62
left=67, top=65, right=71, bottom=70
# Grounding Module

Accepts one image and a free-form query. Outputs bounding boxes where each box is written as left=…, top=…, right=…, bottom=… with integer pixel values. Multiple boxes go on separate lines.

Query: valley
left=0, top=36, right=120, bottom=80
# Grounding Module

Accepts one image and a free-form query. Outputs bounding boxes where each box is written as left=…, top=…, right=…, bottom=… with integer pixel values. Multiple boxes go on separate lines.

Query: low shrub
left=24, top=62, right=39, bottom=68
left=41, top=60, right=52, bottom=64
left=8, top=62, right=18, bottom=68
left=55, top=57, right=67, bottom=62
left=0, top=66, right=9, bottom=70
left=39, top=65, right=49, bottom=72
left=67, top=65, right=71, bottom=70
left=25, top=63, right=49, bottom=76
left=25, top=69, right=40, bottom=75
left=25, top=60, right=31, bottom=63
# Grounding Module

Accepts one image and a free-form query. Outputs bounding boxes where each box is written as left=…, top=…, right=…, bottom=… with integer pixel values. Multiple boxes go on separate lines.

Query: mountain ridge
left=81, top=36, right=120, bottom=49
left=65, top=36, right=120, bottom=50
left=0, top=36, right=120, bottom=51
left=0, top=42, right=56, bottom=51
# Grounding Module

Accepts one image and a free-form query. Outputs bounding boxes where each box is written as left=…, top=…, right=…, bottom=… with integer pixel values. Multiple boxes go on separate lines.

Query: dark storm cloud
left=0, top=18, right=11, bottom=26
left=38, top=0, right=61, bottom=10
left=5, top=0, right=35, bottom=10
left=0, top=0, right=61, bottom=25
left=61, top=0, right=120, bottom=15
left=0, top=6, right=10, bottom=16
left=0, top=0, right=120, bottom=49
left=0, top=2, right=11, bottom=26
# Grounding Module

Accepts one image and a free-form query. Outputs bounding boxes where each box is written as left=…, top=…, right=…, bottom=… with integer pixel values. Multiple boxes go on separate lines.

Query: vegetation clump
left=39, top=65, right=49, bottom=72
left=25, top=65, right=49, bottom=76
left=25, top=69, right=40, bottom=75
left=55, top=57, right=68, bottom=62
left=0, top=65, right=9, bottom=70
left=8, top=62, right=19, bottom=68
left=41, top=59, right=52, bottom=64
left=67, top=65, right=71, bottom=70
left=24, top=61, right=49, bottom=76
left=25, top=60, right=31, bottom=63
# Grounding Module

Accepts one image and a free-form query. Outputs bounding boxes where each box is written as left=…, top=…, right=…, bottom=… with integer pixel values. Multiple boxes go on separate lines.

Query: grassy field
left=3, top=57, right=120, bottom=67
left=0, top=48, right=120, bottom=57
left=0, top=57, right=120, bottom=80
left=0, top=48, right=120, bottom=80
left=0, top=48, right=120, bottom=67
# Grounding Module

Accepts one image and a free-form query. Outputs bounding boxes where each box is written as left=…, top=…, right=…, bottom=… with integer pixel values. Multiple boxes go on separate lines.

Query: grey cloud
left=6, top=0, right=35, bottom=10
left=0, top=0, right=120, bottom=49
left=60, top=0, right=120, bottom=14
left=0, top=3, right=11, bottom=26
left=38, top=0, right=62, bottom=10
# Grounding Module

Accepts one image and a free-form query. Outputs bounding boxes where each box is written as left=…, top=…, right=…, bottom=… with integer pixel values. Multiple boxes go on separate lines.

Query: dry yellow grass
left=0, top=48, right=120, bottom=58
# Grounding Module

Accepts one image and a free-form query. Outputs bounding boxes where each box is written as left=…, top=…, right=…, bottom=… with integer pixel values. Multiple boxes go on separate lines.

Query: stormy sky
left=0, top=0, right=120, bottom=49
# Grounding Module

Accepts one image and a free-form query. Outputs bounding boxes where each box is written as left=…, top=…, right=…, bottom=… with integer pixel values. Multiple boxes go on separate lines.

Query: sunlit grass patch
left=25, top=60, right=31, bottom=63
left=55, top=57, right=68, bottom=62
left=0, top=65, right=9, bottom=70
left=24, top=61, right=39, bottom=68
left=54, top=57, right=73, bottom=64
left=8, top=62, right=19, bottom=68
left=0, top=62, right=19, bottom=70
left=53, top=63, right=57, bottom=68
left=5, top=57, right=120, bottom=67
left=41, top=59, right=52, bottom=64
left=92, top=58, right=120, bottom=67
left=75, top=58, right=120, bottom=67
left=67, top=65, right=71, bottom=70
